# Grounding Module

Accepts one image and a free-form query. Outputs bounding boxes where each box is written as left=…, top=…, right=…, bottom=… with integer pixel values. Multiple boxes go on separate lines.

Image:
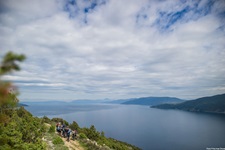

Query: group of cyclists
left=56, top=122, right=77, bottom=142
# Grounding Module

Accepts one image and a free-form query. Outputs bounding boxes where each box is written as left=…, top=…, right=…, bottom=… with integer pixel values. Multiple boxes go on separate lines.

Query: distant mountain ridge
left=22, top=97, right=184, bottom=106
left=23, top=99, right=110, bottom=105
left=105, top=99, right=134, bottom=104
left=122, top=97, right=184, bottom=106
left=151, top=93, right=225, bottom=114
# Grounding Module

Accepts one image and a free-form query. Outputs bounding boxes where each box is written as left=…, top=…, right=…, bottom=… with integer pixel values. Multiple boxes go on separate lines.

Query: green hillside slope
left=152, top=93, right=225, bottom=114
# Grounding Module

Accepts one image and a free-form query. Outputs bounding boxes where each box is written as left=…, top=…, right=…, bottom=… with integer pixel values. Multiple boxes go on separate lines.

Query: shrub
left=42, top=116, right=51, bottom=123
left=51, top=118, right=69, bottom=125
left=0, top=108, right=47, bottom=150
left=69, top=121, right=79, bottom=130
left=51, top=118, right=64, bottom=123
left=48, top=125, right=55, bottom=133
left=79, top=125, right=100, bottom=141
left=79, top=133, right=87, bottom=139
left=53, top=137, right=64, bottom=145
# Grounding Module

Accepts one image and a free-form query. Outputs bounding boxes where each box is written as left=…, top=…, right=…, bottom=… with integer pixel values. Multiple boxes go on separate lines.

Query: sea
left=25, top=103, right=225, bottom=150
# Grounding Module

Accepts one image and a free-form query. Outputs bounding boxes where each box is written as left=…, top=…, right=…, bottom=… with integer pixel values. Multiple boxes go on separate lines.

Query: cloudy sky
left=0, top=0, right=225, bottom=101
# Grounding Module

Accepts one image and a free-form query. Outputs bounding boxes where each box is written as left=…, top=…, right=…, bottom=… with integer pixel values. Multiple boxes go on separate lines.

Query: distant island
left=122, top=97, right=184, bottom=106
left=151, top=93, right=225, bottom=114
left=18, top=103, right=28, bottom=107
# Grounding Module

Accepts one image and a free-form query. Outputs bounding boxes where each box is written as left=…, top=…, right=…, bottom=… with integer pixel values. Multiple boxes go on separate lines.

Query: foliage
left=99, top=137, right=140, bottom=150
left=0, top=51, right=25, bottom=124
left=55, top=145, right=69, bottom=150
left=42, top=115, right=52, bottom=124
left=78, top=124, right=140, bottom=150
left=44, top=132, right=68, bottom=150
left=49, top=124, right=55, bottom=133
left=0, top=82, right=18, bottom=111
left=51, top=117, right=69, bottom=126
left=79, top=125, right=100, bottom=141
left=0, top=108, right=47, bottom=149
left=47, top=118, right=135, bottom=149
left=52, top=136, right=64, bottom=145
left=45, top=117, right=140, bottom=149
left=0, top=52, right=47, bottom=149
left=69, top=121, right=80, bottom=130
left=79, top=133, right=87, bottom=139
left=0, top=51, right=26, bottom=75
left=79, top=140, right=102, bottom=150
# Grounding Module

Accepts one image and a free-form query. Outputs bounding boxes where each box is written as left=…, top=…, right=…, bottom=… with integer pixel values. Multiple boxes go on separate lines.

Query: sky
left=0, top=0, right=225, bottom=101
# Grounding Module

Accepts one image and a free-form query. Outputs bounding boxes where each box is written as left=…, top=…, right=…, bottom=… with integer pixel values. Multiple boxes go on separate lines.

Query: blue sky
left=0, top=0, right=225, bottom=101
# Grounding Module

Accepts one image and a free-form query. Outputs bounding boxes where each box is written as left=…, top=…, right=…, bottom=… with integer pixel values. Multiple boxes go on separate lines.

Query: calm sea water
left=25, top=104, right=225, bottom=150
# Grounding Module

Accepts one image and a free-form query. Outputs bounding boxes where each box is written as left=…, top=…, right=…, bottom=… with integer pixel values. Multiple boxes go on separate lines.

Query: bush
left=42, top=116, right=51, bottom=124
left=69, top=121, right=79, bottom=130
left=52, top=137, right=64, bottom=145
left=51, top=118, right=69, bottom=126
left=79, top=125, right=100, bottom=141
left=0, top=108, right=47, bottom=149
left=48, top=125, right=55, bottom=133
left=79, top=133, right=87, bottom=139
left=51, top=118, right=64, bottom=123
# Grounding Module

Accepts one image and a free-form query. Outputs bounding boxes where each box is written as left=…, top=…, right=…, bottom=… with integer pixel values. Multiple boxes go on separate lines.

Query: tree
left=69, top=121, right=80, bottom=130
left=0, top=51, right=26, bottom=75
left=0, top=52, right=47, bottom=149
left=0, top=51, right=26, bottom=123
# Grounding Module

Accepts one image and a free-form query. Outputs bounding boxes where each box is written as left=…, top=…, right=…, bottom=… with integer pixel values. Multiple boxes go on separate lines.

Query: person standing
left=67, top=128, right=72, bottom=142
left=72, top=130, right=77, bottom=140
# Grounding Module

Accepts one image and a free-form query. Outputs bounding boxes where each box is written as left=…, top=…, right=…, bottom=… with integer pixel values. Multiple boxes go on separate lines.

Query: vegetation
left=48, top=125, right=55, bottom=133
left=78, top=124, right=140, bottom=150
left=43, top=123, right=68, bottom=150
left=0, top=107, right=47, bottom=150
left=0, top=52, right=26, bottom=124
left=42, top=116, right=52, bottom=124
left=51, top=117, right=69, bottom=126
left=0, top=52, right=47, bottom=149
left=52, top=136, right=64, bottom=145
left=152, top=93, right=225, bottom=114
left=79, top=133, right=87, bottom=139
left=49, top=117, right=140, bottom=150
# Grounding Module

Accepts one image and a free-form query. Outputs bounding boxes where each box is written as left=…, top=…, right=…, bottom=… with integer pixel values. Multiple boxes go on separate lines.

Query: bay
left=25, top=104, right=225, bottom=150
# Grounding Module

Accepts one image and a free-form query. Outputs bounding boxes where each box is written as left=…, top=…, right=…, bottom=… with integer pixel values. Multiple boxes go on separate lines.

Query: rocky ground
left=61, top=136, right=84, bottom=150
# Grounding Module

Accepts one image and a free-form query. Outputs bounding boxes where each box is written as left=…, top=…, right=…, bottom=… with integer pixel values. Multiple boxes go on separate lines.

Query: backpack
left=67, top=129, right=71, bottom=135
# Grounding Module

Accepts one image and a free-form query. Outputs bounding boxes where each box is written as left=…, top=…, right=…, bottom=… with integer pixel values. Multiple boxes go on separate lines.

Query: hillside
left=122, top=97, right=184, bottom=106
left=151, top=93, right=225, bottom=114
left=43, top=117, right=141, bottom=150
left=0, top=105, right=141, bottom=150
left=0, top=52, right=138, bottom=150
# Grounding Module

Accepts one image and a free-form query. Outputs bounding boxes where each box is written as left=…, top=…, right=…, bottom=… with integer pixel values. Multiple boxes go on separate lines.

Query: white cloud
left=0, top=0, right=59, bottom=28
left=0, top=0, right=225, bottom=101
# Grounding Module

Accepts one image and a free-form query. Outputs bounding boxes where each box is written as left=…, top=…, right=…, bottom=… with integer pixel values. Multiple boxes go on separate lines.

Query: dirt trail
left=61, top=137, right=84, bottom=150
